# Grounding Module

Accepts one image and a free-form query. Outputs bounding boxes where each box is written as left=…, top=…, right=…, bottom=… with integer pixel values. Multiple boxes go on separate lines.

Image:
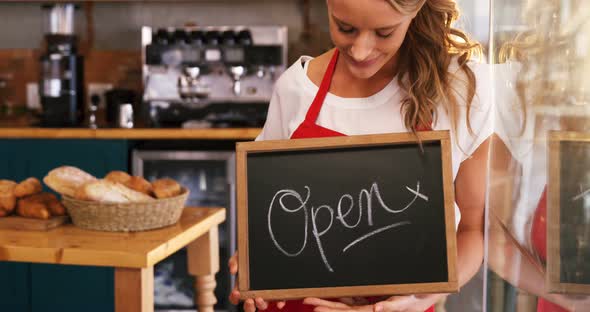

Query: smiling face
left=327, top=0, right=418, bottom=80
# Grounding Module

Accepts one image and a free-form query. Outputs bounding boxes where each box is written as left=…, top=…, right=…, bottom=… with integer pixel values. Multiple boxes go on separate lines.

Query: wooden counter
left=0, top=127, right=261, bottom=140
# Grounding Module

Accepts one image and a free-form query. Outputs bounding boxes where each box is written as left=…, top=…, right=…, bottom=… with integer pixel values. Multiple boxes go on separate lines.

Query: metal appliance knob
left=205, top=30, right=221, bottom=45
left=173, top=29, right=189, bottom=44
left=221, top=30, right=237, bottom=45
left=155, top=28, right=171, bottom=45
left=237, top=29, right=253, bottom=45
left=190, top=30, right=206, bottom=46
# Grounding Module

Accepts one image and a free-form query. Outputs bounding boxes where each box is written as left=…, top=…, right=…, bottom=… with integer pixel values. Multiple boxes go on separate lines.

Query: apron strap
left=305, top=49, right=340, bottom=123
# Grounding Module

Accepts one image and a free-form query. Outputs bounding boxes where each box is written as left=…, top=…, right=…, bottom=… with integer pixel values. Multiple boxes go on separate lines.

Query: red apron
left=531, top=188, right=569, bottom=312
left=268, top=49, right=435, bottom=312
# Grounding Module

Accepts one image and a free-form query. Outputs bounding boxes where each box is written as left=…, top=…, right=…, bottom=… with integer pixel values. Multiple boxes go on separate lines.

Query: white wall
left=0, top=0, right=327, bottom=52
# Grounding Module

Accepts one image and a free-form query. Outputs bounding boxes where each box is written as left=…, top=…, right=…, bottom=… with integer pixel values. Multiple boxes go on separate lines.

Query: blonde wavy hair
left=498, top=0, right=590, bottom=133
left=390, top=0, right=482, bottom=135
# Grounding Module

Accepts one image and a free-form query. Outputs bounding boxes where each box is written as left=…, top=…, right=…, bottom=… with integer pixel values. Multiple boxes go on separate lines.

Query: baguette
left=76, top=180, right=155, bottom=203
left=44, top=166, right=97, bottom=197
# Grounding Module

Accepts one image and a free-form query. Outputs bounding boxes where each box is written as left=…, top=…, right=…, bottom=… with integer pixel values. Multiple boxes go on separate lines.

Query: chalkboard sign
left=236, top=131, right=457, bottom=300
left=548, top=131, right=590, bottom=294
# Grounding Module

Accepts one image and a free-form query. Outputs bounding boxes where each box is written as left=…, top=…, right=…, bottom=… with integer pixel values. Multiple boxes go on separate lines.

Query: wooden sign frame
left=236, top=131, right=457, bottom=300
left=547, top=131, right=590, bottom=294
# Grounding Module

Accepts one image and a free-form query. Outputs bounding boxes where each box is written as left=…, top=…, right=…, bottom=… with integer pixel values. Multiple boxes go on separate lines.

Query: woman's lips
left=348, top=56, right=379, bottom=68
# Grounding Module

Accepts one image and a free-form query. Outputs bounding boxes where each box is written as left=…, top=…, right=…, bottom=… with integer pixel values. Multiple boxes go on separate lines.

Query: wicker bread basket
left=62, top=188, right=189, bottom=232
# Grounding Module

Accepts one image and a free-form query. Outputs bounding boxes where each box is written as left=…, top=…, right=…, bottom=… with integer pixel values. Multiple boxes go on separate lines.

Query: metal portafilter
left=88, top=94, right=99, bottom=129
left=178, top=67, right=211, bottom=101
left=229, top=66, right=246, bottom=96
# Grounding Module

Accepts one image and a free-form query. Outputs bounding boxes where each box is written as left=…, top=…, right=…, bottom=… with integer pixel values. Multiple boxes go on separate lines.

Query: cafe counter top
left=0, top=127, right=262, bottom=140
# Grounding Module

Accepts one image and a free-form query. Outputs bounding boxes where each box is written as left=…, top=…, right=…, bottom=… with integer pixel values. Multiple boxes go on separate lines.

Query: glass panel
left=142, top=157, right=233, bottom=311
left=487, top=0, right=590, bottom=311
left=445, top=1, right=490, bottom=310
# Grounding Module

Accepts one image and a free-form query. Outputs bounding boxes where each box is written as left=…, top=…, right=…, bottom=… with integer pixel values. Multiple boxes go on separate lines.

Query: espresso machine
left=141, top=25, right=287, bottom=128
left=39, top=3, right=85, bottom=127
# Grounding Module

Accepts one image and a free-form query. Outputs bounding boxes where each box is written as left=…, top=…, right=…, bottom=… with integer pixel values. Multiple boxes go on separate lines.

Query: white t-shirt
left=257, top=55, right=495, bottom=226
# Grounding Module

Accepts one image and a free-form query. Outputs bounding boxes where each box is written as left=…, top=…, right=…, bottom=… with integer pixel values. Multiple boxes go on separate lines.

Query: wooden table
left=0, top=207, right=225, bottom=312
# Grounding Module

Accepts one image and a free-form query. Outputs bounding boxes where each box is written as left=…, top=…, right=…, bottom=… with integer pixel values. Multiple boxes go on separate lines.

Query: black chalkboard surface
left=236, top=131, right=458, bottom=300
left=548, top=131, right=590, bottom=294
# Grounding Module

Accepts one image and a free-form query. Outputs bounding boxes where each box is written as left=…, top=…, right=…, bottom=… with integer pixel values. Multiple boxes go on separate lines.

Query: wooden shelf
left=0, top=128, right=261, bottom=140
left=15, top=0, right=235, bottom=2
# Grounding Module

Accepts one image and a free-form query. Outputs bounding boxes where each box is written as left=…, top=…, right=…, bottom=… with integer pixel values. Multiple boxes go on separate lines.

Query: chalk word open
left=267, top=182, right=428, bottom=272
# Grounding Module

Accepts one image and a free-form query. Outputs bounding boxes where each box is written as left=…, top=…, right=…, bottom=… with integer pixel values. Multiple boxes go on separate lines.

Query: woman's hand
left=228, top=252, right=286, bottom=311
left=303, top=294, right=445, bottom=312
left=372, top=294, right=444, bottom=312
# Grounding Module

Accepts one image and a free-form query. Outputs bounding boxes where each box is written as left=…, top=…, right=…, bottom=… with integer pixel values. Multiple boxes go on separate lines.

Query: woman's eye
left=376, top=30, right=394, bottom=38
left=337, top=25, right=355, bottom=34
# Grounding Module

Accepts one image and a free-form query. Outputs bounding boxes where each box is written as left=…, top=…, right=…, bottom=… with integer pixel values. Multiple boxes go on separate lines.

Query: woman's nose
left=349, top=33, right=374, bottom=61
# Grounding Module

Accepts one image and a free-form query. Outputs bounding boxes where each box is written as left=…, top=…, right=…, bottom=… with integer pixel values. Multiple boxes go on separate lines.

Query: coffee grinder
left=39, top=3, right=84, bottom=127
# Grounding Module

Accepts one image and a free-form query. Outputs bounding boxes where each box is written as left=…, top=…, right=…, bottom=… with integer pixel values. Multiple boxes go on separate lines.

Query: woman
left=230, top=0, right=492, bottom=311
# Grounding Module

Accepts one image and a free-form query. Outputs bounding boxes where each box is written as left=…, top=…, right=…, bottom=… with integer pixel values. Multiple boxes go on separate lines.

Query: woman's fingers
left=229, top=287, right=241, bottom=305
left=228, top=253, right=243, bottom=306
left=244, top=298, right=257, bottom=312
left=255, top=297, right=269, bottom=310
left=240, top=296, right=270, bottom=311
left=277, top=301, right=287, bottom=309
left=375, top=296, right=408, bottom=312
left=228, top=253, right=238, bottom=274
left=304, top=297, right=350, bottom=309
left=339, top=297, right=356, bottom=305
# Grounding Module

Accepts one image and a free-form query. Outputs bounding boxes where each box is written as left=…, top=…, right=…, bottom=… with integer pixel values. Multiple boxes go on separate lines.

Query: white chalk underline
left=342, top=221, right=411, bottom=253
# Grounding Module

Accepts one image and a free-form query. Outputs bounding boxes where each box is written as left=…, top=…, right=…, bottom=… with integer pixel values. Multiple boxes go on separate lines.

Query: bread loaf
left=0, top=180, right=17, bottom=213
left=14, top=177, right=43, bottom=198
left=152, top=178, right=182, bottom=199
left=104, top=171, right=132, bottom=184
left=44, top=166, right=97, bottom=197
left=125, top=176, right=153, bottom=196
left=76, top=180, right=155, bottom=203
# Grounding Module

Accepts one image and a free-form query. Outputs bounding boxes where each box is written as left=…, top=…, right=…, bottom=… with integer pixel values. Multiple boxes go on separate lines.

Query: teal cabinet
left=0, top=139, right=129, bottom=312
left=0, top=262, right=30, bottom=312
